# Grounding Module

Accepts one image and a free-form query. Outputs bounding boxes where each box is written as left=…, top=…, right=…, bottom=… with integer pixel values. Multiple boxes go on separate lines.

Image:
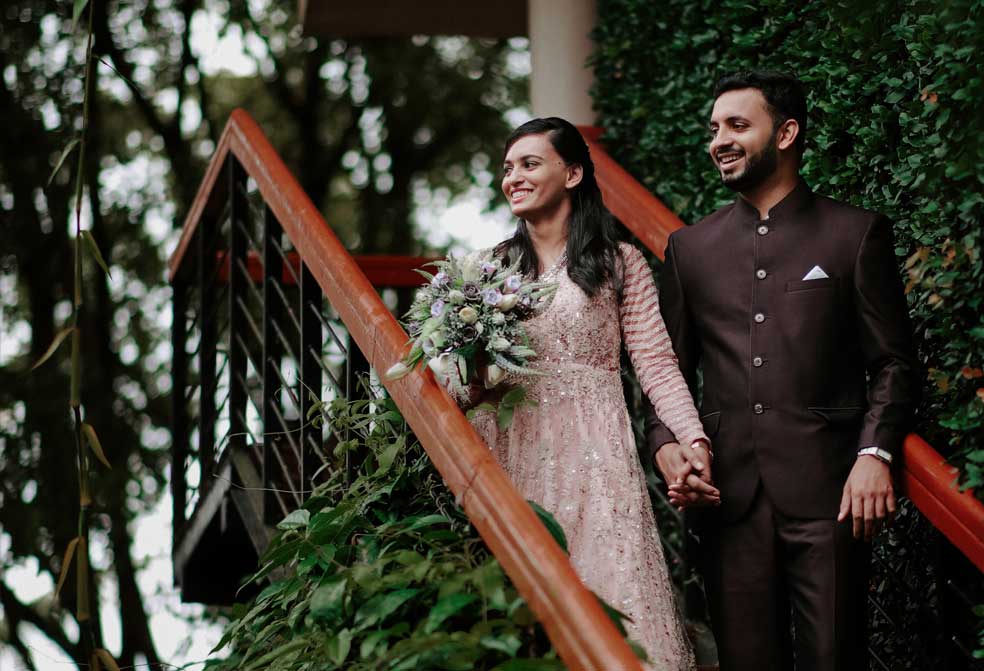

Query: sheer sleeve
left=618, top=243, right=708, bottom=449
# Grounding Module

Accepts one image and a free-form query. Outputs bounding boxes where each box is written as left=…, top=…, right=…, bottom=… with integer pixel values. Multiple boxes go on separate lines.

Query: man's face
left=708, top=88, right=780, bottom=192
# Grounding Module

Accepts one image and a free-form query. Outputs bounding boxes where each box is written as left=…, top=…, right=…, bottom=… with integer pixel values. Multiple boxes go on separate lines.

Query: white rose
left=427, top=354, right=450, bottom=377
left=458, top=306, right=479, bottom=324
left=448, top=289, right=465, bottom=304
left=384, top=361, right=411, bottom=380
left=496, top=294, right=520, bottom=312
left=484, top=364, right=506, bottom=388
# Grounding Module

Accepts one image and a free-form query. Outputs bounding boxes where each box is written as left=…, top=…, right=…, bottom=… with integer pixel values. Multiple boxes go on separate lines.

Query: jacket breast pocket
left=786, top=277, right=839, bottom=293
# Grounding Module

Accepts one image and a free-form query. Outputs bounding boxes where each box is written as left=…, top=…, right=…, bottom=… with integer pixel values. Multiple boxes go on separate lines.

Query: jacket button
left=753, top=356, right=764, bottom=367
left=753, top=403, right=764, bottom=414
left=757, top=225, right=769, bottom=236
left=756, top=269, right=767, bottom=279
left=754, top=312, right=766, bottom=323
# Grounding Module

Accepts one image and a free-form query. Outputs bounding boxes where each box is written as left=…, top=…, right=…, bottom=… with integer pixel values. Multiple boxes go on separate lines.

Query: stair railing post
left=228, top=158, right=248, bottom=468
left=299, top=261, right=323, bottom=500
left=262, top=205, right=284, bottom=523
left=171, top=268, right=189, bottom=548
left=198, top=175, right=218, bottom=501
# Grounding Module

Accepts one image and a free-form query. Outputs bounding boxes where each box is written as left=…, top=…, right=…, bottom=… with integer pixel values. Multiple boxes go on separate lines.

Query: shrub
left=204, top=394, right=641, bottom=670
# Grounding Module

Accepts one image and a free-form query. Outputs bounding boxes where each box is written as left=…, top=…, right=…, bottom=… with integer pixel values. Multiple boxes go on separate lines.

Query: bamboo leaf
left=47, top=139, right=79, bottom=187
left=54, top=537, right=81, bottom=598
left=93, top=650, right=120, bottom=671
left=70, top=328, right=80, bottom=408
left=82, top=423, right=111, bottom=469
left=30, top=326, right=73, bottom=371
left=76, top=537, right=90, bottom=622
left=81, top=230, right=112, bottom=278
left=72, top=0, right=89, bottom=31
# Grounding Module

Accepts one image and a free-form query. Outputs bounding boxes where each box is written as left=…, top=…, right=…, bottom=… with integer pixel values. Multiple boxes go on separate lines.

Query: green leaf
left=82, top=423, right=111, bottom=469
left=376, top=435, right=404, bottom=475
left=354, top=588, right=420, bottom=629
left=72, top=0, right=89, bottom=31
left=528, top=500, right=568, bottom=554
left=47, top=138, right=79, bottom=187
left=30, top=326, right=74, bottom=371
left=326, top=628, right=352, bottom=666
left=310, top=576, right=347, bottom=620
left=424, top=593, right=478, bottom=633
left=277, top=509, right=310, bottom=530
left=81, top=230, right=112, bottom=278
left=490, top=660, right=566, bottom=671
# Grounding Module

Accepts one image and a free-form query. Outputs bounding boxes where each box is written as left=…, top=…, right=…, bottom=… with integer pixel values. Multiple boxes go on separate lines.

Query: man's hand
left=654, top=442, right=719, bottom=510
left=837, top=455, right=896, bottom=542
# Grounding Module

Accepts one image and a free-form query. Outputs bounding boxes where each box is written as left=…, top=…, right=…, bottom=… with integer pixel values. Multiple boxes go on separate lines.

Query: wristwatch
left=857, top=446, right=893, bottom=465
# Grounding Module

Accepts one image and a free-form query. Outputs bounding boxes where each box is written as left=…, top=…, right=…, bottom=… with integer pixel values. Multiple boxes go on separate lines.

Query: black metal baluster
left=299, top=262, right=323, bottom=500
left=228, top=159, right=248, bottom=470
left=171, top=271, right=189, bottom=548
left=262, top=206, right=283, bottom=524
left=198, top=178, right=218, bottom=500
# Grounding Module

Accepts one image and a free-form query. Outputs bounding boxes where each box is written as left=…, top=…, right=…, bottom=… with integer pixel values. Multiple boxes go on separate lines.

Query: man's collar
left=733, top=179, right=813, bottom=223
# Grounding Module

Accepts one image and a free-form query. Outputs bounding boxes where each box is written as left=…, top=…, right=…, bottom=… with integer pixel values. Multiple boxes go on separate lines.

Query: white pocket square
left=802, top=265, right=830, bottom=280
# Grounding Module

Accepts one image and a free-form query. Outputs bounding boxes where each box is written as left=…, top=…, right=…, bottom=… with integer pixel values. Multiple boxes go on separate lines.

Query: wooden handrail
left=582, top=127, right=984, bottom=572
left=213, top=251, right=436, bottom=288
left=169, top=110, right=644, bottom=670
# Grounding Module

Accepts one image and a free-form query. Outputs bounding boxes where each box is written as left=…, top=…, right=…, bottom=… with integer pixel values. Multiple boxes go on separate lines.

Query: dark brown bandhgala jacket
left=645, top=181, right=921, bottom=523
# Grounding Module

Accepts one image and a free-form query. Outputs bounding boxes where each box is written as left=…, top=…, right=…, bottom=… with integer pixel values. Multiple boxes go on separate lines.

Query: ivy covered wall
left=592, top=0, right=984, bottom=491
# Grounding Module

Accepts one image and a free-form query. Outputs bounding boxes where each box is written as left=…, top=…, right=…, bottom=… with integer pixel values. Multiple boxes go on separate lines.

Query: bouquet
left=385, top=250, right=557, bottom=423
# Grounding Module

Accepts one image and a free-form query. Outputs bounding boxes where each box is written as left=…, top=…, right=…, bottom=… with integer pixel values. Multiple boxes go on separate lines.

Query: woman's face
left=501, top=133, right=580, bottom=221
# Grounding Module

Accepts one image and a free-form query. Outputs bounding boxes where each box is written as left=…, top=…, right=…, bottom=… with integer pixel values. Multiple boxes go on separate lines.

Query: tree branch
left=0, top=580, right=82, bottom=667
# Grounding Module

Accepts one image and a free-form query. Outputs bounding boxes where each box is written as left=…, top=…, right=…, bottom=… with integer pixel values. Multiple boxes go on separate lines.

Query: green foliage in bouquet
left=204, top=394, right=641, bottom=670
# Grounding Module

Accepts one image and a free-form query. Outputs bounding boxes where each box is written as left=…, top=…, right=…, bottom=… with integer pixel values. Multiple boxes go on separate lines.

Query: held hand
left=656, top=442, right=719, bottom=511
left=837, top=455, right=897, bottom=542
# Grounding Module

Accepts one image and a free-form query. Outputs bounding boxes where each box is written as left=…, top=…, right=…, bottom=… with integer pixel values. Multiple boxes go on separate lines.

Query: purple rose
left=430, top=300, right=446, bottom=317
left=431, top=271, right=449, bottom=287
left=481, top=261, right=498, bottom=277
left=461, top=324, right=479, bottom=341
left=461, top=282, right=481, bottom=301
left=503, top=274, right=522, bottom=293
left=482, top=288, right=502, bottom=306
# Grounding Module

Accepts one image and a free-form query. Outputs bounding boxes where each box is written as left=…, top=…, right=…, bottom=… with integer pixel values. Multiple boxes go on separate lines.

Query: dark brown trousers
left=700, top=486, right=871, bottom=671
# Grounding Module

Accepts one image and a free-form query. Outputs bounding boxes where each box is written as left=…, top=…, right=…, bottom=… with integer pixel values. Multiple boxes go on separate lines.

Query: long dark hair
left=494, top=117, right=624, bottom=300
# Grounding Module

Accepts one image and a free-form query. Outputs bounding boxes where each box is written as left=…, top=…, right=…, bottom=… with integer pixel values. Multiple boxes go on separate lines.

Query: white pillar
left=529, top=0, right=597, bottom=126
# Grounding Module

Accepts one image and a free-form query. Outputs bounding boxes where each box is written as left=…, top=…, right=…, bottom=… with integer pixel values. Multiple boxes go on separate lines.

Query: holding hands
left=654, top=440, right=720, bottom=510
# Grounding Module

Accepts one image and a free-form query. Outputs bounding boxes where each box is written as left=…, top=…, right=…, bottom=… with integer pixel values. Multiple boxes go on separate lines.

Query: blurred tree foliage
left=0, top=1, right=527, bottom=668
left=592, top=0, right=984, bottom=492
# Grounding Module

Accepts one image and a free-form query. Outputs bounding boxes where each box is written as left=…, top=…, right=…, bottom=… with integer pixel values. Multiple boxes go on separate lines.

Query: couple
left=450, top=71, right=919, bottom=670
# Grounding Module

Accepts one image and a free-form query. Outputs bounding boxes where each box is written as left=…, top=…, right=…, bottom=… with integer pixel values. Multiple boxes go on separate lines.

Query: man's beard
left=719, top=134, right=778, bottom=192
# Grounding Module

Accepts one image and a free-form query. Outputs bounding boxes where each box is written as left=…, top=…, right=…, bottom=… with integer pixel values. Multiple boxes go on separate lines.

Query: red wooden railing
left=169, top=110, right=644, bottom=670
left=581, top=127, right=984, bottom=574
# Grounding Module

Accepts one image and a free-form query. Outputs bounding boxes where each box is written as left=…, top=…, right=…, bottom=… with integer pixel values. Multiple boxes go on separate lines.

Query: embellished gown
left=468, top=243, right=706, bottom=670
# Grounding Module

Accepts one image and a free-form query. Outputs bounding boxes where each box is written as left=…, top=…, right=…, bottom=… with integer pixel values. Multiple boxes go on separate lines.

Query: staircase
left=169, top=110, right=984, bottom=670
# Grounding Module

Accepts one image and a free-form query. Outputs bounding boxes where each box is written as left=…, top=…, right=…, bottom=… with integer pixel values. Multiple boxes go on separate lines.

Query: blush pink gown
left=467, top=243, right=706, bottom=671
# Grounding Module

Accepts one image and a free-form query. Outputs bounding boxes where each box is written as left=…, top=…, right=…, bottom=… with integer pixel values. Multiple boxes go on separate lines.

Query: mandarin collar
left=733, top=179, right=814, bottom=224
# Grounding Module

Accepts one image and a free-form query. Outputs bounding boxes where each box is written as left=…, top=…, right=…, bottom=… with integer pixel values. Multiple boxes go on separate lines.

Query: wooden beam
left=299, top=0, right=528, bottom=38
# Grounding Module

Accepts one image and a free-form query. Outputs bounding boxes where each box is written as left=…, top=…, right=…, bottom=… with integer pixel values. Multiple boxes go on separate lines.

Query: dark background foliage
left=592, top=0, right=984, bottom=491
left=0, top=1, right=526, bottom=667
left=593, top=1, right=984, bottom=667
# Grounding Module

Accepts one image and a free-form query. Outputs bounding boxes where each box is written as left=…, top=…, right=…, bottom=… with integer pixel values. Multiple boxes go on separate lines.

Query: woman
left=452, top=118, right=714, bottom=670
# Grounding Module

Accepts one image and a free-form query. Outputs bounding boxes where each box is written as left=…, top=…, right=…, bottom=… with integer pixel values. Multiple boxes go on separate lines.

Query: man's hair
left=713, top=70, right=808, bottom=155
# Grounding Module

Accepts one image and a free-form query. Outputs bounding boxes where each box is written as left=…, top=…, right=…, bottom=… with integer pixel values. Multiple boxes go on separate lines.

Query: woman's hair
left=494, top=117, right=624, bottom=300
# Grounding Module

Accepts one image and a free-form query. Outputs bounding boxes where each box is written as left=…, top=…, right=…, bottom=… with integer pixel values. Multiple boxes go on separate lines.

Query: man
left=646, top=71, right=920, bottom=670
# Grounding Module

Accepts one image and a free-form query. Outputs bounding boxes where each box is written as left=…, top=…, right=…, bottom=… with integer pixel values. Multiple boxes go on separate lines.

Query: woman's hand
left=655, top=441, right=720, bottom=510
